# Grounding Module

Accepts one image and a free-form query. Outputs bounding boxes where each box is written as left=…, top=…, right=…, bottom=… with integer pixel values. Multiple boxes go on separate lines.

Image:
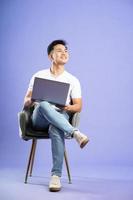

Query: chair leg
left=24, top=139, right=36, bottom=183
left=29, top=139, right=37, bottom=176
left=64, top=149, right=72, bottom=184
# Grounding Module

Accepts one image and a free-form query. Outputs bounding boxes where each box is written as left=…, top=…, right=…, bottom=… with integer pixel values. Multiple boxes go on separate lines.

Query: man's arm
left=63, top=98, right=82, bottom=113
left=23, top=89, right=33, bottom=107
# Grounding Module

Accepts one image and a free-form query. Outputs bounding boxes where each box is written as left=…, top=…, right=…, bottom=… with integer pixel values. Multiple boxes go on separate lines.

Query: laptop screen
left=31, top=77, right=70, bottom=106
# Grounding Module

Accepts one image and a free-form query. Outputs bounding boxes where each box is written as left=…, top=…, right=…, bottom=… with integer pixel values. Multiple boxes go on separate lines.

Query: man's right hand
left=24, top=97, right=33, bottom=108
left=23, top=90, right=33, bottom=108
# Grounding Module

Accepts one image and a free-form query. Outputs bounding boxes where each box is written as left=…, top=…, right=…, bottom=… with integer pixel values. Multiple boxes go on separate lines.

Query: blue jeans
left=31, top=101, right=77, bottom=177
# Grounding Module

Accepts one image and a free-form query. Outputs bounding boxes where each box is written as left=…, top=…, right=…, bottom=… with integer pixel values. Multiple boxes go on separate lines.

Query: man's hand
left=62, top=98, right=82, bottom=113
left=23, top=90, right=33, bottom=108
left=63, top=105, right=72, bottom=111
left=24, top=97, right=33, bottom=107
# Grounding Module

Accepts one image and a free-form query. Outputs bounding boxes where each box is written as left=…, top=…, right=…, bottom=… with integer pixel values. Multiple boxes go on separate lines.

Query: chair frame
left=25, top=138, right=72, bottom=184
left=18, top=105, right=80, bottom=184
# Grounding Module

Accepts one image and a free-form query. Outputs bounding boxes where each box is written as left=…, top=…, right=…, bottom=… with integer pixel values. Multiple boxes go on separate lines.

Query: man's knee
left=39, top=100, right=50, bottom=107
left=38, top=101, right=50, bottom=113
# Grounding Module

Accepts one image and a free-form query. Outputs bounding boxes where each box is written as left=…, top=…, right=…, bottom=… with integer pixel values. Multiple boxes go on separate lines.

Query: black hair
left=47, top=39, right=67, bottom=55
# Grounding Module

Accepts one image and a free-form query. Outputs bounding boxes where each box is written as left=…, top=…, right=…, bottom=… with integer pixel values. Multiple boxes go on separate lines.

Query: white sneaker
left=73, top=131, right=89, bottom=148
left=49, top=175, right=61, bottom=192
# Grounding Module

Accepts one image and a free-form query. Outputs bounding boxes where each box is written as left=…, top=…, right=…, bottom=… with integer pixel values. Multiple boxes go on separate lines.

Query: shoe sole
left=49, top=187, right=61, bottom=192
left=80, top=138, right=89, bottom=148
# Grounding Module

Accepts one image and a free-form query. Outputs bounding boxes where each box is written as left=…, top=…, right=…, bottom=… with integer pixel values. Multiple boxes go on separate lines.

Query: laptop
left=31, top=77, right=70, bottom=106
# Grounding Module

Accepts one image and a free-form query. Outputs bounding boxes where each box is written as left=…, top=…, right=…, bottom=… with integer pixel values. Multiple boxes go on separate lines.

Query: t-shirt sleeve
left=71, top=78, right=82, bottom=99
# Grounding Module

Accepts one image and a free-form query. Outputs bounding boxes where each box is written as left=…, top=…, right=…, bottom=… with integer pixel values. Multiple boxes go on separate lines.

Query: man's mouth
left=61, top=56, right=67, bottom=59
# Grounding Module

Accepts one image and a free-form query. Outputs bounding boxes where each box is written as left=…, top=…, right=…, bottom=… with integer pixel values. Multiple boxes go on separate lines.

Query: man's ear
left=48, top=53, right=53, bottom=61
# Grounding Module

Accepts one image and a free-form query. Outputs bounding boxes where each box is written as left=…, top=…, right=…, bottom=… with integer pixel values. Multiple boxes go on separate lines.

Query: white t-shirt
left=28, top=68, right=81, bottom=105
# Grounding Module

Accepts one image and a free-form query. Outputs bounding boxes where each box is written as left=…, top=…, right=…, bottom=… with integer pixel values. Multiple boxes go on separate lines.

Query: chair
left=18, top=105, right=80, bottom=184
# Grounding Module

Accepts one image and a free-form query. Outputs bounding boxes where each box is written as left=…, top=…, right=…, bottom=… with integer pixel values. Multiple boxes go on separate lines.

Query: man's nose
left=62, top=51, right=67, bottom=55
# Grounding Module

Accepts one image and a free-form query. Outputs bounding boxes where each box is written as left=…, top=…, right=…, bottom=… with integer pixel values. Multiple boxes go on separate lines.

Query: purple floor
left=0, top=167, right=133, bottom=200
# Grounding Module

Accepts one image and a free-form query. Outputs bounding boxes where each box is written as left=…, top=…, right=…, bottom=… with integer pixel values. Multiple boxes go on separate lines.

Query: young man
left=24, top=40, right=89, bottom=192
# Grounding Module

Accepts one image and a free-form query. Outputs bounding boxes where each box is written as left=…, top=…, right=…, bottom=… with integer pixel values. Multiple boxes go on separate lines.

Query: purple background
left=0, top=0, right=133, bottom=175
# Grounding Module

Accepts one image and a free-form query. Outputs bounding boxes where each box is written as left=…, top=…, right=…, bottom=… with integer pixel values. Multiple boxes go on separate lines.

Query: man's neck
left=50, top=64, right=65, bottom=77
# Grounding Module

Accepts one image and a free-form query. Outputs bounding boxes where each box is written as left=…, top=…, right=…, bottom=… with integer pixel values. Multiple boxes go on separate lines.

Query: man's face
left=50, top=44, right=69, bottom=65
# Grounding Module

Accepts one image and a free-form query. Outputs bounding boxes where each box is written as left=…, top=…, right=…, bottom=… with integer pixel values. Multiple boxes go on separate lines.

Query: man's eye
left=56, top=50, right=68, bottom=53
